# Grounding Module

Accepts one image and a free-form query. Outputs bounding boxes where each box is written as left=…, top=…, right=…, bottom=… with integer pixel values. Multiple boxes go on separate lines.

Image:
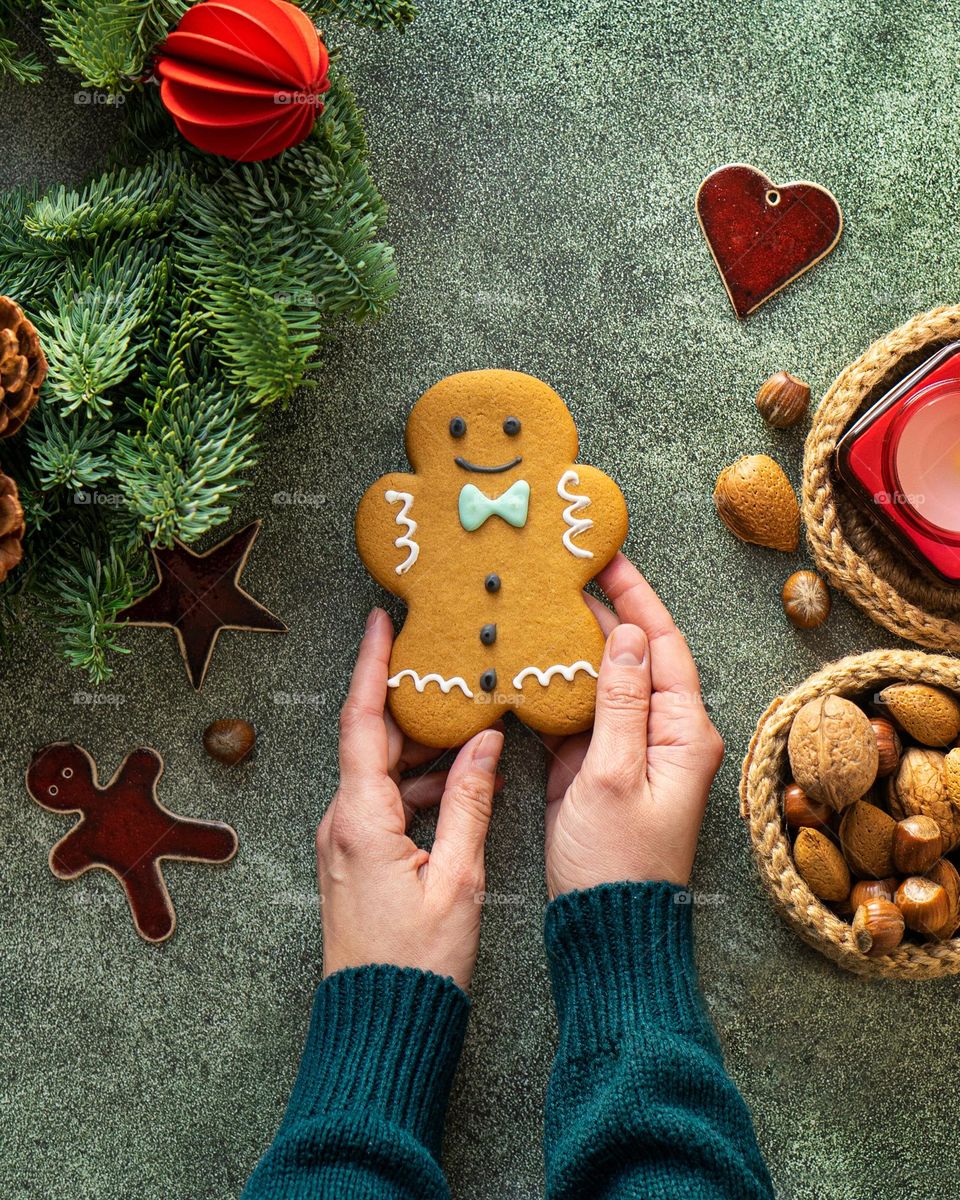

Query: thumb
left=430, top=729, right=504, bottom=887
left=583, top=623, right=651, bottom=791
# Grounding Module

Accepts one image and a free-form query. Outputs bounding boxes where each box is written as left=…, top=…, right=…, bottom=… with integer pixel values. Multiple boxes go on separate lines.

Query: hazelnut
left=781, top=570, right=831, bottom=630
left=852, top=899, right=905, bottom=956
left=793, top=827, right=851, bottom=902
left=889, top=748, right=960, bottom=851
left=893, top=815, right=942, bottom=875
left=783, top=782, right=832, bottom=831
left=755, top=370, right=811, bottom=428
left=869, top=716, right=902, bottom=779
left=927, top=858, right=960, bottom=939
left=787, top=694, right=879, bottom=811
left=838, top=800, right=896, bottom=878
left=850, top=877, right=897, bottom=908
left=713, top=454, right=799, bottom=552
left=895, top=876, right=951, bottom=937
left=878, top=682, right=960, bottom=747
left=203, top=718, right=256, bottom=765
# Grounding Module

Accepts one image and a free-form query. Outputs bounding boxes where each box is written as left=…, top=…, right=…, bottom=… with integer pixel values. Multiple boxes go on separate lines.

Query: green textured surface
left=3, top=2, right=960, bottom=1197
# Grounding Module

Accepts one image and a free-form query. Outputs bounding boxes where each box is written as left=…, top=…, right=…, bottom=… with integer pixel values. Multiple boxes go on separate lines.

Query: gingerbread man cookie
left=356, top=370, right=628, bottom=747
left=26, top=743, right=238, bottom=942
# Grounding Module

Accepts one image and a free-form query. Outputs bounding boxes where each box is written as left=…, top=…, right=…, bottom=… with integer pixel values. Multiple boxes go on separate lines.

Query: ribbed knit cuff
left=282, top=965, right=470, bottom=1159
left=545, top=881, right=719, bottom=1059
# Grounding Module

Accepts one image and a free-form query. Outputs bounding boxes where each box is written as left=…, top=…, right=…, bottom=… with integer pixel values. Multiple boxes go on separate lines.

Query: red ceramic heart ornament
left=696, top=164, right=843, bottom=318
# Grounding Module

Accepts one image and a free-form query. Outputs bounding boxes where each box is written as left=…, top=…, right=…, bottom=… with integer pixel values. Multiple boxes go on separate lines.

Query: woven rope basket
left=740, top=648, right=960, bottom=978
left=803, top=306, right=960, bottom=652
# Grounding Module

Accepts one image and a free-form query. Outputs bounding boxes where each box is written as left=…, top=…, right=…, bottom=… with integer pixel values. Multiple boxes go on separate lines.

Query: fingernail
left=473, top=729, right=503, bottom=774
left=365, top=608, right=383, bottom=632
left=609, top=623, right=647, bottom=666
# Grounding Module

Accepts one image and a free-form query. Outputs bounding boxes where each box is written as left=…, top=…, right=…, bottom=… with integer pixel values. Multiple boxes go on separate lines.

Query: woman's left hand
left=317, top=607, right=504, bottom=992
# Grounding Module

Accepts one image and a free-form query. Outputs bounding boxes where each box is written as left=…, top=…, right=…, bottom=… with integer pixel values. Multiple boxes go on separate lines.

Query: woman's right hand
left=543, top=554, right=724, bottom=900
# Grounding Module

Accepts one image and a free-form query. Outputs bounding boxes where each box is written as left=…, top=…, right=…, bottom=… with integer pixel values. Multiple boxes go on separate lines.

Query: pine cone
left=0, top=470, right=24, bottom=583
left=0, top=296, right=46, bottom=438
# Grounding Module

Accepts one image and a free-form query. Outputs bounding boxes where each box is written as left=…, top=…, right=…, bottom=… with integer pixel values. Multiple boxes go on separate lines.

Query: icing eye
left=48, top=785, right=58, bottom=796
left=503, top=416, right=521, bottom=436
left=449, top=417, right=467, bottom=438
left=62, top=767, right=73, bottom=779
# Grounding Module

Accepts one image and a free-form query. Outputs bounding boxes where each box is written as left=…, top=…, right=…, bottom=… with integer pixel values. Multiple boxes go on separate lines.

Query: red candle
left=836, top=342, right=960, bottom=585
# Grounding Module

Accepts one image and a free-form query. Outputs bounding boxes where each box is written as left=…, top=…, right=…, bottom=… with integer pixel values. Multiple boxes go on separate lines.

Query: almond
left=878, top=682, right=960, bottom=747
left=838, top=800, right=896, bottom=878
left=787, top=695, right=879, bottom=811
left=713, top=454, right=799, bottom=552
left=793, top=827, right=851, bottom=902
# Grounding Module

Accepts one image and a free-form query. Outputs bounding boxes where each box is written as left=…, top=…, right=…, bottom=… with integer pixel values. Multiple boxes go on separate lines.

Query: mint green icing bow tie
left=458, top=479, right=530, bottom=531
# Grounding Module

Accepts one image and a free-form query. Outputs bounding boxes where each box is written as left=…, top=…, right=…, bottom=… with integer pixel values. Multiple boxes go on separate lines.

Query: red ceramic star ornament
left=121, top=521, right=287, bottom=689
left=154, top=0, right=330, bottom=162
left=696, top=164, right=843, bottom=318
left=26, top=743, right=238, bottom=942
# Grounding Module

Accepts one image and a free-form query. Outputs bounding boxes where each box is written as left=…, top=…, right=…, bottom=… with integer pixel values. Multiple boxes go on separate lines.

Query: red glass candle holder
left=835, top=341, right=960, bottom=586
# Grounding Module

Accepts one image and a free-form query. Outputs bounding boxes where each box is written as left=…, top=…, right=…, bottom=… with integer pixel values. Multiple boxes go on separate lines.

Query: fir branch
left=174, top=69, right=396, bottom=404
left=0, top=0, right=43, bottom=81
left=303, top=0, right=415, bottom=31
left=114, top=316, right=261, bottom=543
left=35, top=237, right=167, bottom=418
left=28, top=408, right=114, bottom=492
left=0, top=30, right=42, bottom=81
left=41, top=0, right=188, bottom=90
left=0, top=185, right=68, bottom=307
left=36, top=536, right=151, bottom=680
left=25, top=160, right=180, bottom=241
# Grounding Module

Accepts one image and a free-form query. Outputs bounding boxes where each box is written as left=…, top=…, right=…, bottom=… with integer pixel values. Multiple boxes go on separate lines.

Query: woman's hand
left=318, top=608, right=504, bottom=992
left=544, top=554, right=724, bottom=900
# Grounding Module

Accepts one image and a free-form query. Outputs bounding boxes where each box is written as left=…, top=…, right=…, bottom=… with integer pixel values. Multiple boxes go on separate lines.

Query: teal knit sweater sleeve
left=544, top=881, right=774, bottom=1200
left=242, top=965, right=469, bottom=1199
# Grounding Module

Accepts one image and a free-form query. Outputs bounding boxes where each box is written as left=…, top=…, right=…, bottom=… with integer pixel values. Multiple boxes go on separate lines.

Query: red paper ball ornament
left=154, top=0, right=330, bottom=162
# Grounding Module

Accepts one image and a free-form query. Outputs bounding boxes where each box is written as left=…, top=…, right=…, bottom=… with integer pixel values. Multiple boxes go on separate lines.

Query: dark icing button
left=480, top=623, right=497, bottom=645
left=484, top=573, right=501, bottom=593
left=480, top=669, right=497, bottom=693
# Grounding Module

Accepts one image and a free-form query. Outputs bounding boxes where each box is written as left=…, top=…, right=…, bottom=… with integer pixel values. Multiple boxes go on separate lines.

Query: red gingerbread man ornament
left=26, top=743, right=238, bottom=942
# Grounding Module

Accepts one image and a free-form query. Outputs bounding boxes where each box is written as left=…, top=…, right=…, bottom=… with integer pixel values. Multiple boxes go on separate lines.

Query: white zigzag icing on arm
left=557, top=470, right=594, bottom=559
left=512, top=660, right=599, bottom=688
left=384, top=490, right=420, bottom=574
left=388, top=669, right=474, bottom=698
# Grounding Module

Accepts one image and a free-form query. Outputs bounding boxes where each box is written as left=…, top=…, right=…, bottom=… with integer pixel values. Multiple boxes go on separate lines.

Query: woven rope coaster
left=803, top=306, right=960, bottom=651
left=740, top=648, right=960, bottom=978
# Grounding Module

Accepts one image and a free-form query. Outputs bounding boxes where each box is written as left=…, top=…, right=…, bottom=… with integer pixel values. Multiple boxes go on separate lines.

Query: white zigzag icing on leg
left=512, top=661, right=599, bottom=689
left=388, top=669, right=474, bottom=698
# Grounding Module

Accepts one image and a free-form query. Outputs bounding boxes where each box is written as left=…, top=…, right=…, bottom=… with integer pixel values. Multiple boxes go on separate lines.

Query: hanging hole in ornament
left=49, top=785, right=58, bottom=796
left=62, top=767, right=73, bottom=779
left=766, top=189, right=781, bottom=207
